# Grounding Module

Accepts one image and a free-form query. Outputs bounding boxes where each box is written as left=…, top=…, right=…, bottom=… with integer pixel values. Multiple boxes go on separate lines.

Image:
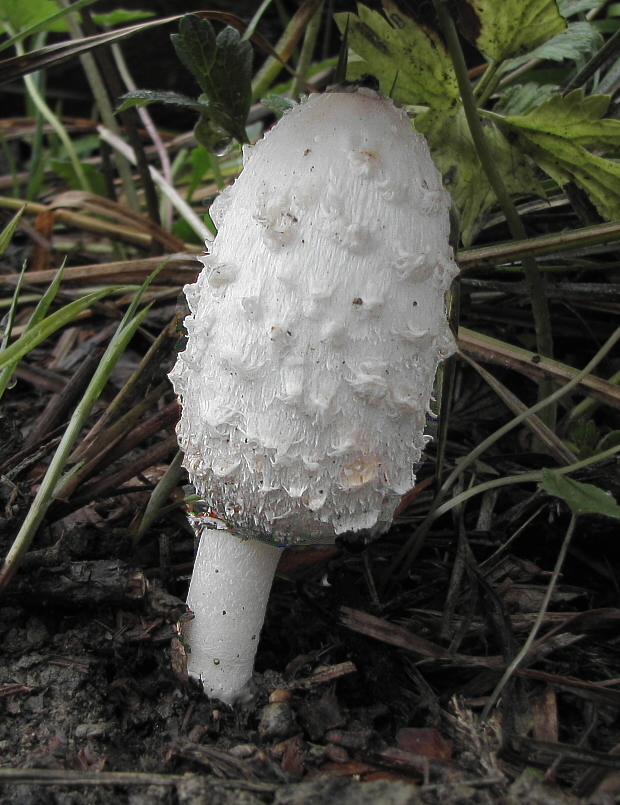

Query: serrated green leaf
left=117, top=89, right=205, bottom=114
left=171, top=15, right=217, bottom=93
left=503, top=90, right=620, bottom=150
left=505, top=22, right=603, bottom=70
left=171, top=15, right=252, bottom=146
left=540, top=469, right=620, bottom=517
left=506, top=127, right=620, bottom=221
left=495, top=82, right=560, bottom=116
left=415, top=104, right=544, bottom=245
left=458, top=0, right=567, bottom=61
left=206, top=26, right=253, bottom=142
left=498, top=90, right=620, bottom=220
left=334, top=2, right=458, bottom=109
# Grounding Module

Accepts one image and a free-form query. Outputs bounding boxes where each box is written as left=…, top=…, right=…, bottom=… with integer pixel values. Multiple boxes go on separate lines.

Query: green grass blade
left=0, top=207, right=25, bottom=258
left=0, top=303, right=153, bottom=591
left=0, top=264, right=26, bottom=398
left=22, top=262, right=66, bottom=333
left=0, top=288, right=122, bottom=371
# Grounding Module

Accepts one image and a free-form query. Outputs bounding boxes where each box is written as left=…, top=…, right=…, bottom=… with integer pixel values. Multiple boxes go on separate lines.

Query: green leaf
left=334, top=2, right=458, bottom=109
left=205, top=27, right=253, bottom=142
left=261, top=94, right=298, bottom=117
left=503, top=90, right=620, bottom=150
left=540, top=469, right=620, bottom=517
left=171, top=14, right=217, bottom=93
left=499, top=91, right=620, bottom=220
left=457, top=0, right=567, bottom=61
left=117, top=89, right=206, bottom=114
left=171, top=15, right=252, bottom=145
left=415, top=104, right=544, bottom=245
left=504, top=22, right=604, bottom=74
left=495, top=82, right=560, bottom=116
left=559, top=0, right=602, bottom=16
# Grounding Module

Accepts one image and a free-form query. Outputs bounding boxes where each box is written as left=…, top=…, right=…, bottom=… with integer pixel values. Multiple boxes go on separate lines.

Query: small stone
left=269, top=688, right=292, bottom=703
left=258, top=702, right=297, bottom=741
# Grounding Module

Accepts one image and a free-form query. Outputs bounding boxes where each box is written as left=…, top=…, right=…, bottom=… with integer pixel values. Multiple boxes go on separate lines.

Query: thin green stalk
left=5, top=24, right=91, bottom=192
left=0, top=288, right=120, bottom=372
left=0, top=0, right=98, bottom=55
left=290, top=1, right=324, bottom=101
left=480, top=512, right=579, bottom=721
left=432, top=0, right=555, bottom=426
left=131, top=450, right=185, bottom=543
left=0, top=267, right=25, bottom=397
left=568, top=368, right=620, bottom=424
left=243, top=0, right=276, bottom=42
left=56, top=0, right=140, bottom=211
left=472, top=60, right=502, bottom=107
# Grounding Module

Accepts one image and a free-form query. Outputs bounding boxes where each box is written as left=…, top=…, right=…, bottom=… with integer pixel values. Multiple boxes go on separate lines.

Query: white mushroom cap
left=170, top=88, right=457, bottom=547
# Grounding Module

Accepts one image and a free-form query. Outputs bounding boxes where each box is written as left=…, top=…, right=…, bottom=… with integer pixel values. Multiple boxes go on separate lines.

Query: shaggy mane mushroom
left=170, top=88, right=458, bottom=705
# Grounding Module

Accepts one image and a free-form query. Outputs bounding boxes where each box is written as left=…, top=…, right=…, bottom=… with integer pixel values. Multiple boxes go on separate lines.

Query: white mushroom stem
left=184, top=523, right=283, bottom=705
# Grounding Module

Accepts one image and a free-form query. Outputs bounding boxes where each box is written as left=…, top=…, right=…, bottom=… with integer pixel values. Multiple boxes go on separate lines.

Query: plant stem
left=473, top=60, right=502, bottom=107
left=6, top=24, right=91, bottom=193
left=56, top=0, right=142, bottom=212
left=290, top=1, right=324, bottom=101
left=432, top=0, right=555, bottom=427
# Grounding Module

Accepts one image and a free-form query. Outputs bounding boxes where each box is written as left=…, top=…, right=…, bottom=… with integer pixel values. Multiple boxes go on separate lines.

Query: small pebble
left=269, top=688, right=292, bottom=703
left=258, top=702, right=297, bottom=741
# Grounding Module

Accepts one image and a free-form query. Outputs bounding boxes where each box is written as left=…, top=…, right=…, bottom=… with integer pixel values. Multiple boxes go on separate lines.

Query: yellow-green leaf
left=457, top=0, right=567, bottom=61
left=501, top=126, right=620, bottom=222
left=334, top=2, right=458, bottom=109
left=416, top=104, right=544, bottom=246
left=503, top=90, right=620, bottom=151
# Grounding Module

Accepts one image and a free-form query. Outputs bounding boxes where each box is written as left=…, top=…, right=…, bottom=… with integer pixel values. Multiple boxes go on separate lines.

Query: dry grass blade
left=49, top=192, right=186, bottom=252
left=458, top=219, right=620, bottom=269
left=0, top=195, right=180, bottom=249
left=459, top=328, right=620, bottom=410
left=0, top=255, right=199, bottom=289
